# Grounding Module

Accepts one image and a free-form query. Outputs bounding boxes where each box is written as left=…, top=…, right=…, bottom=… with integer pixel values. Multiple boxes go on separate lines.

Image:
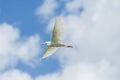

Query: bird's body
left=43, top=41, right=72, bottom=47
left=42, top=17, right=73, bottom=59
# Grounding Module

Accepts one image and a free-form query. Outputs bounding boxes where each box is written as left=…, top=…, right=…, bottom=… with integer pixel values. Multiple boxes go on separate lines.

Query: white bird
left=42, top=17, right=73, bottom=59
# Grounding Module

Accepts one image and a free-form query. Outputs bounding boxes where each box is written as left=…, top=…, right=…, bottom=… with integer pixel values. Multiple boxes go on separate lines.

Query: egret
left=42, top=17, right=73, bottom=59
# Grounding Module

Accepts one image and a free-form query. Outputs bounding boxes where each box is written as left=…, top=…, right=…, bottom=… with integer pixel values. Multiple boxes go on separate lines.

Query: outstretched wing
left=42, top=46, right=58, bottom=59
left=51, top=17, right=64, bottom=44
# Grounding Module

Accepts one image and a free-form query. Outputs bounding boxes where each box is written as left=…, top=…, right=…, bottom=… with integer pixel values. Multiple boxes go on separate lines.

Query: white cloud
left=0, top=23, right=40, bottom=71
left=36, top=60, right=120, bottom=80
left=36, top=0, right=58, bottom=19
left=56, top=0, right=120, bottom=65
left=39, top=0, right=120, bottom=80
left=17, top=35, right=40, bottom=63
left=0, top=69, right=32, bottom=80
left=36, top=73, right=59, bottom=80
left=65, top=0, right=83, bottom=14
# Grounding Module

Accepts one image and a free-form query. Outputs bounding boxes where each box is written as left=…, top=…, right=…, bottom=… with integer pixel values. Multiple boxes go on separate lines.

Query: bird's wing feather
left=42, top=46, right=58, bottom=59
left=51, top=17, right=64, bottom=44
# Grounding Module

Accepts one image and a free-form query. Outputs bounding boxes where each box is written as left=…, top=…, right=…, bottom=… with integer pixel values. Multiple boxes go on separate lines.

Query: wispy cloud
left=65, top=0, right=83, bottom=14
left=58, top=0, right=120, bottom=64
left=36, top=0, right=120, bottom=79
left=35, top=60, right=119, bottom=80
left=0, top=69, right=32, bottom=80
left=36, top=0, right=58, bottom=20
left=0, top=23, right=41, bottom=71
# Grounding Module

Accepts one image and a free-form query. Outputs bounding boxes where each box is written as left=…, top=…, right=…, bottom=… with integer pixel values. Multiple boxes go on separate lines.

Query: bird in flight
left=42, top=17, right=73, bottom=59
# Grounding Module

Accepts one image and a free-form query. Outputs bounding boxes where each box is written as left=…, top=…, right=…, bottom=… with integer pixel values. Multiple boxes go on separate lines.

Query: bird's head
left=41, top=41, right=51, bottom=46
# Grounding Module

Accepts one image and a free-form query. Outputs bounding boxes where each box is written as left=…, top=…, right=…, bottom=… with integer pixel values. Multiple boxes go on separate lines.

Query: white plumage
left=42, top=17, right=73, bottom=59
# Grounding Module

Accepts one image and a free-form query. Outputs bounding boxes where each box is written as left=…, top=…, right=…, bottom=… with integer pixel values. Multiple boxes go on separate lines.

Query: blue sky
left=0, top=0, right=120, bottom=80
left=0, top=0, right=62, bottom=77
left=0, top=0, right=43, bottom=36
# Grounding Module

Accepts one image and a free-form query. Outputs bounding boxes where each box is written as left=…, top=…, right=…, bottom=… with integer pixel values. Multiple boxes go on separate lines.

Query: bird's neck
left=46, top=41, right=51, bottom=46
